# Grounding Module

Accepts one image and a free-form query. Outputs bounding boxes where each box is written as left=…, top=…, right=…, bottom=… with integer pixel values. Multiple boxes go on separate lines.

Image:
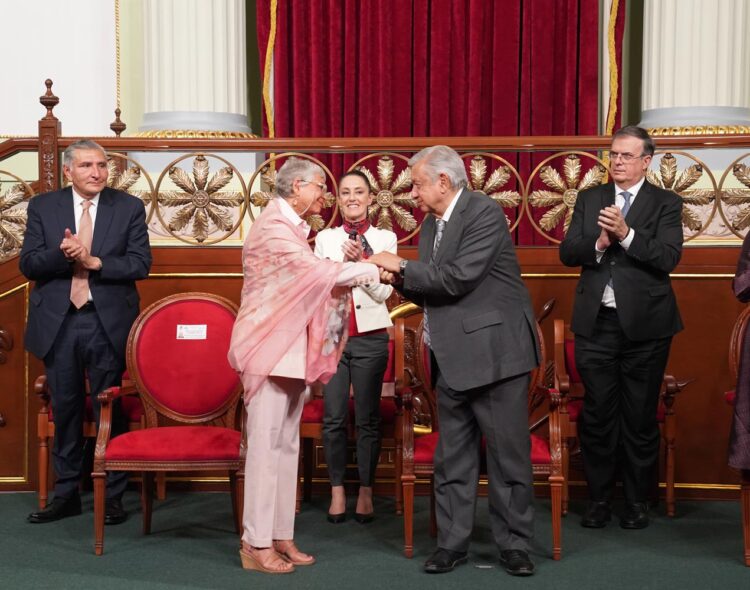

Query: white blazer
left=314, top=225, right=397, bottom=333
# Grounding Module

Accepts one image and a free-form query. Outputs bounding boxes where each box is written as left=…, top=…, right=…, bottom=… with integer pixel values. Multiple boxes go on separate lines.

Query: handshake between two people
left=340, top=238, right=403, bottom=286
left=368, top=252, right=401, bottom=285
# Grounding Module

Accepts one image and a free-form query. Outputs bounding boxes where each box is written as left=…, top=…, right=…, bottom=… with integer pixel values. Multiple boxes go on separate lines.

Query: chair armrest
left=96, top=383, right=138, bottom=404
left=94, top=383, right=138, bottom=464
left=660, top=374, right=691, bottom=411
left=34, top=374, right=50, bottom=411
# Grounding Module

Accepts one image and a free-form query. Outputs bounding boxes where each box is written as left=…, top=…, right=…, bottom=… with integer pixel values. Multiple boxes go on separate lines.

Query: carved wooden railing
left=4, top=80, right=750, bottom=263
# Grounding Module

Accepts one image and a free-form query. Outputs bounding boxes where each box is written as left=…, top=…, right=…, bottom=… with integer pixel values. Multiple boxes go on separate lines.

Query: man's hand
left=60, top=228, right=85, bottom=260
left=60, top=228, right=101, bottom=270
left=368, top=251, right=402, bottom=273
left=379, top=268, right=397, bottom=284
left=341, top=238, right=363, bottom=262
left=598, top=205, right=629, bottom=241
left=595, top=226, right=612, bottom=251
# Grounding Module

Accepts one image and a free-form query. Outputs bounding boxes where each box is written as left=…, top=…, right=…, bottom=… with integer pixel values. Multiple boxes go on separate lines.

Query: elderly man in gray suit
left=370, top=145, right=539, bottom=577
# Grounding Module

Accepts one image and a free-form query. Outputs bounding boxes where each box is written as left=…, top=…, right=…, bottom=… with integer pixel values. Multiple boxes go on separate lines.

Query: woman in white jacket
left=314, top=170, right=397, bottom=523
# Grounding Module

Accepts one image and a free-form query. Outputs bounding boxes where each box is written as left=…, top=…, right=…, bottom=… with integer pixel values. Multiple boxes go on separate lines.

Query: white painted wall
left=0, top=0, right=117, bottom=136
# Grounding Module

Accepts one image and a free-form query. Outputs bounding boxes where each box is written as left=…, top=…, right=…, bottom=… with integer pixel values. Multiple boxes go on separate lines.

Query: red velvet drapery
left=256, top=0, right=600, bottom=244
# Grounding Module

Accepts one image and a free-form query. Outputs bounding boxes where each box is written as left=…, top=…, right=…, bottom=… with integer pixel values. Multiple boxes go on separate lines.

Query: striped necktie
left=423, top=219, right=445, bottom=347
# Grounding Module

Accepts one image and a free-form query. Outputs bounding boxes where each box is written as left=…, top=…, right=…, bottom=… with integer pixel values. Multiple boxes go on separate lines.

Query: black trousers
left=43, top=304, right=128, bottom=500
left=433, top=356, right=534, bottom=553
left=575, top=306, right=672, bottom=503
left=322, top=332, right=389, bottom=487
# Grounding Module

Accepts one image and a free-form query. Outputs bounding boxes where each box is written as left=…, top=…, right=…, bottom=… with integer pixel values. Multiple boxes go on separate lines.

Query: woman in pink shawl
left=228, top=158, right=379, bottom=575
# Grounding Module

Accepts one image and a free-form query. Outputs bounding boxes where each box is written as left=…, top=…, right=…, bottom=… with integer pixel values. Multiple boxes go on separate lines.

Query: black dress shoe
left=354, top=512, right=374, bottom=524
left=620, top=502, right=649, bottom=529
left=105, top=498, right=128, bottom=525
left=423, top=548, right=468, bottom=574
left=499, top=550, right=535, bottom=576
left=581, top=500, right=612, bottom=528
left=327, top=512, right=346, bottom=524
left=27, top=494, right=82, bottom=523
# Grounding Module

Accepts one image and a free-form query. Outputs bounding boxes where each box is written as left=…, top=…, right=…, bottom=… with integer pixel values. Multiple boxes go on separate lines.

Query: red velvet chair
left=297, top=309, right=404, bottom=514
left=396, top=301, right=563, bottom=560
left=725, top=305, right=750, bottom=567
left=552, top=319, right=685, bottom=517
left=92, top=293, right=244, bottom=555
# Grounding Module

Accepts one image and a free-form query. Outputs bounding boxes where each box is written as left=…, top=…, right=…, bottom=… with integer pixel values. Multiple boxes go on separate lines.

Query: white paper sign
left=176, top=324, right=207, bottom=340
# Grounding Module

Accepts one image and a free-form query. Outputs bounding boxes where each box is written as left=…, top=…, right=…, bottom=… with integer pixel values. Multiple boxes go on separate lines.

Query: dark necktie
left=423, top=218, right=446, bottom=347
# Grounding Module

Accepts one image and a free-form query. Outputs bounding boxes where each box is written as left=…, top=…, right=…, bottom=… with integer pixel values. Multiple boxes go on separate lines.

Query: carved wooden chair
left=92, top=292, right=244, bottom=555
left=552, top=319, right=686, bottom=517
left=35, top=373, right=147, bottom=509
left=725, top=305, right=750, bottom=567
left=396, top=300, right=563, bottom=560
left=297, top=304, right=409, bottom=514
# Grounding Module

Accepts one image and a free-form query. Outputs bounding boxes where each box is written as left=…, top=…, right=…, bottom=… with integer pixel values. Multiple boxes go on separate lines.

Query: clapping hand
left=60, top=228, right=88, bottom=261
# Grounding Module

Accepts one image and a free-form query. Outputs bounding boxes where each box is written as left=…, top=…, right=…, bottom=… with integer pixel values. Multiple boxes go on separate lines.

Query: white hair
left=408, top=145, right=467, bottom=189
left=63, top=140, right=106, bottom=167
left=275, top=157, right=325, bottom=198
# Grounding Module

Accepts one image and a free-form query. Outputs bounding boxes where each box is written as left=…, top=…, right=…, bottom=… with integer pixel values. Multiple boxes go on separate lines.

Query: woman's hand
left=341, top=238, right=364, bottom=262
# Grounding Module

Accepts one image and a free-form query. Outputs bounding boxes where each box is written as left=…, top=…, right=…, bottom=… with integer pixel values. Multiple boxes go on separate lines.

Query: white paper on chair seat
left=176, top=324, right=207, bottom=340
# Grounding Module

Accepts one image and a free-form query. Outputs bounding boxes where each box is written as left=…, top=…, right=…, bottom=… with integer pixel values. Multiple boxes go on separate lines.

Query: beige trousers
left=241, top=376, right=306, bottom=547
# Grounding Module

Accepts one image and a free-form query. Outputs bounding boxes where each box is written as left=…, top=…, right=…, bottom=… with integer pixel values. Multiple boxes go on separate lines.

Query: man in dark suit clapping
left=370, top=145, right=539, bottom=577
left=21, top=140, right=152, bottom=525
left=560, top=126, right=683, bottom=530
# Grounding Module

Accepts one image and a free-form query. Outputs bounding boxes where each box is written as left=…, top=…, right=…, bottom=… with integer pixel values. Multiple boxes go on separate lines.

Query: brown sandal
left=273, top=539, right=316, bottom=566
left=239, top=546, right=295, bottom=574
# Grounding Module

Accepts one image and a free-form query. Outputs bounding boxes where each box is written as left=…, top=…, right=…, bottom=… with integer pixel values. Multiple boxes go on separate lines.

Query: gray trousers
left=433, top=360, right=534, bottom=553
left=323, top=332, right=389, bottom=487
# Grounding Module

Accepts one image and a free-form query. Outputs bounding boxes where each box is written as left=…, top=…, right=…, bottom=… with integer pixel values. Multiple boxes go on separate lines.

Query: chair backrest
left=126, top=292, right=242, bottom=426
left=393, top=299, right=555, bottom=434
left=729, top=306, right=750, bottom=381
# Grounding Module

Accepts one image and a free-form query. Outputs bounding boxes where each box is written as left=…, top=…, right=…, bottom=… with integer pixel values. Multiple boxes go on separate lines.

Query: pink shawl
left=227, top=199, right=350, bottom=403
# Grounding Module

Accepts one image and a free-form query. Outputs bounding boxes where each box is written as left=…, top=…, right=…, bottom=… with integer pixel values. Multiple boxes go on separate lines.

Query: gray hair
left=612, top=125, right=655, bottom=156
left=63, top=140, right=106, bottom=167
left=408, top=145, right=468, bottom=189
left=275, top=157, right=326, bottom=198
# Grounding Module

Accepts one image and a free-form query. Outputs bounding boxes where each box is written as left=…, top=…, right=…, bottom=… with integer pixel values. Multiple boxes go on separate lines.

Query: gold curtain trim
left=262, top=0, right=279, bottom=138
left=605, top=0, right=621, bottom=135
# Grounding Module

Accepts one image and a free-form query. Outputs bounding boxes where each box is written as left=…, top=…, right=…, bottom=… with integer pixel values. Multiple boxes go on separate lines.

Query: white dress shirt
left=597, top=176, right=646, bottom=307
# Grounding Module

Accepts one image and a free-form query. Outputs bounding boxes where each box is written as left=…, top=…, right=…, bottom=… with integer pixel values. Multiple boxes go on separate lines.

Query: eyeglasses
left=299, top=180, right=327, bottom=192
left=609, top=151, right=647, bottom=163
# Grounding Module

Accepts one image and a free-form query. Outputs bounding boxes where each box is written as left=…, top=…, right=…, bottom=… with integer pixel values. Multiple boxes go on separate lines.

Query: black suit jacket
left=20, top=186, right=152, bottom=360
left=400, top=189, right=539, bottom=391
left=559, top=180, right=683, bottom=341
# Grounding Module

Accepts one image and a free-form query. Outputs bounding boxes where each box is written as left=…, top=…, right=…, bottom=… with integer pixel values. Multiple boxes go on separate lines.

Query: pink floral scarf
left=227, top=198, right=350, bottom=403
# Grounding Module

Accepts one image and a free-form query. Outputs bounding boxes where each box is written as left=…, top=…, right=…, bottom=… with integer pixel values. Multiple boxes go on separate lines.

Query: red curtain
left=256, top=0, right=601, bottom=243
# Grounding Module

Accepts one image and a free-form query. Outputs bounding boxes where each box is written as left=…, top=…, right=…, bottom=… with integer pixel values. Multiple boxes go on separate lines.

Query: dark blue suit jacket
left=559, top=180, right=683, bottom=340
left=19, top=186, right=152, bottom=360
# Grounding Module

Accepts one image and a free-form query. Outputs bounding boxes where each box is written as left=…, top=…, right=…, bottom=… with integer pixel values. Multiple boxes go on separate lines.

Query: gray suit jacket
left=401, top=189, right=539, bottom=391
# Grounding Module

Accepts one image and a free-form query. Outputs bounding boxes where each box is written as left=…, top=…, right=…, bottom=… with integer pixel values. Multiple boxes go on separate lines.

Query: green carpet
left=0, top=492, right=748, bottom=589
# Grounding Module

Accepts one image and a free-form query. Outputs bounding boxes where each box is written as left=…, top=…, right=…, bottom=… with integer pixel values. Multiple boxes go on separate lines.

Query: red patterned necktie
left=69, top=200, right=93, bottom=308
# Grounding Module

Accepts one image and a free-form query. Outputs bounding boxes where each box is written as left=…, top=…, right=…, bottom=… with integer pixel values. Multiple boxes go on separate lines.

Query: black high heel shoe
left=353, top=512, right=374, bottom=524
left=327, top=512, right=346, bottom=524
